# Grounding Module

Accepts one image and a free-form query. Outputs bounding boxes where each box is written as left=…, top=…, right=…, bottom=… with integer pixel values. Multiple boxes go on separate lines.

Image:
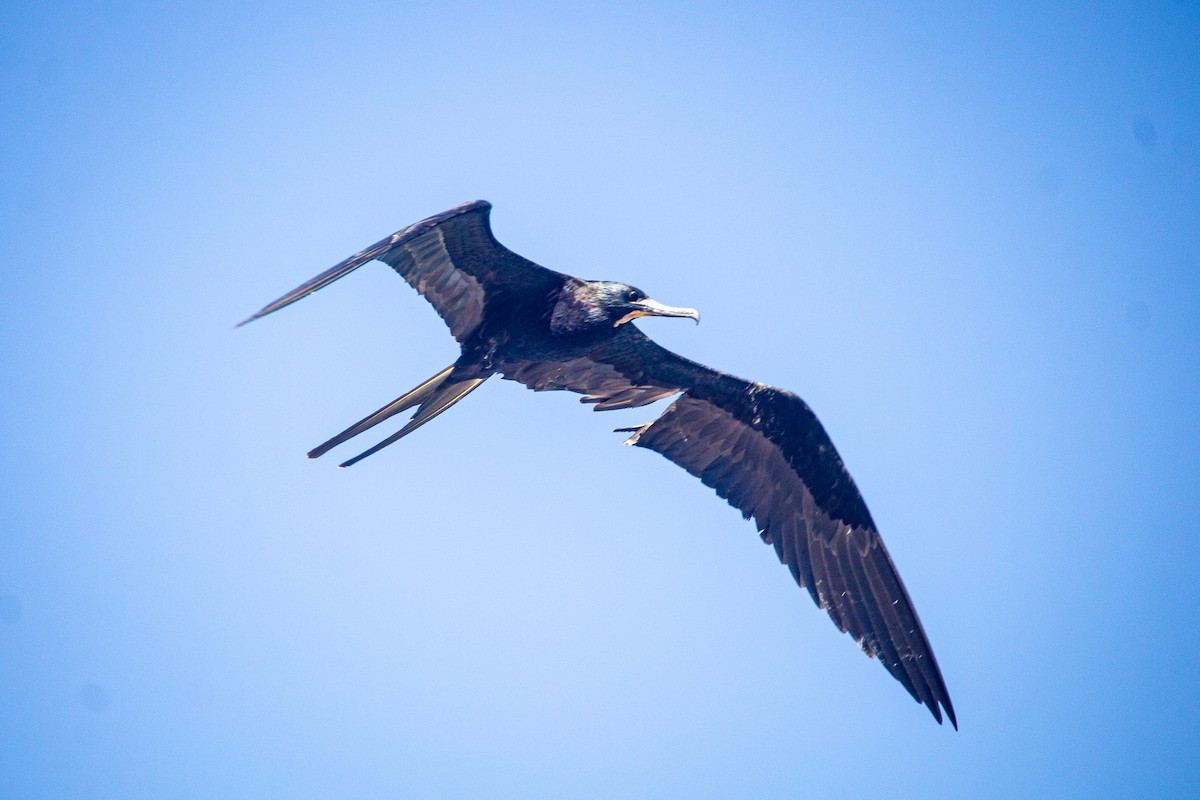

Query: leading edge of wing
left=236, top=200, right=493, bottom=327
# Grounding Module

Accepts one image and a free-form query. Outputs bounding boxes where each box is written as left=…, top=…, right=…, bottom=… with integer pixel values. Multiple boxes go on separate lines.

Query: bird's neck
left=548, top=279, right=610, bottom=335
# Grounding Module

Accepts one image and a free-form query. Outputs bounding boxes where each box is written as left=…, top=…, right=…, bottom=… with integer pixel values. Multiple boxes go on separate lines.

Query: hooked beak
left=616, top=298, right=701, bottom=327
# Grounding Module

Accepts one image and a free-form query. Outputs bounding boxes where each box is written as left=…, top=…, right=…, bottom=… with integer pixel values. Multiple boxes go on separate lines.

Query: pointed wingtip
left=930, top=698, right=958, bottom=730
left=235, top=311, right=263, bottom=328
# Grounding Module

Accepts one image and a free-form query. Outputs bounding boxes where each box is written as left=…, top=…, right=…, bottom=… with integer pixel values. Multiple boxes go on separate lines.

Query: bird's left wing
left=239, top=200, right=558, bottom=342
left=502, top=325, right=956, bottom=727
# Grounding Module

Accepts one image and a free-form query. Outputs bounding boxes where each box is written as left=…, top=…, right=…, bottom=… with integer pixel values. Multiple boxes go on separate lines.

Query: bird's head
left=549, top=279, right=700, bottom=335
left=592, top=281, right=701, bottom=328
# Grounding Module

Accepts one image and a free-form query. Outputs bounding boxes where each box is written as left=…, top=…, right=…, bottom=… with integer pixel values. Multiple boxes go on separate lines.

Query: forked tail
left=306, top=364, right=489, bottom=466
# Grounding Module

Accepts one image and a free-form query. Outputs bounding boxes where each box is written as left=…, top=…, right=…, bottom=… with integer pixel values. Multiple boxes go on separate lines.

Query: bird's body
left=242, top=200, right=956, bottom=728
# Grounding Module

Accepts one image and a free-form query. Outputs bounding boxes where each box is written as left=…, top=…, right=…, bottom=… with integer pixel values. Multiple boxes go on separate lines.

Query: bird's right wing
left=239, top=201, right=559, bottom=342
left=502, top=325, right=956, bottom=727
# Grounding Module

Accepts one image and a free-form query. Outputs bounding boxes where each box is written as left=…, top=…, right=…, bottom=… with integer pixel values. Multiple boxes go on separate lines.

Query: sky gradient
left=2, top=2, right=1198, bottom=798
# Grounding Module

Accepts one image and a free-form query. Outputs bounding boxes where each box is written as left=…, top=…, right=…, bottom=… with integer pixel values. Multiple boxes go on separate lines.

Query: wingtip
left=929, top=699, right=958, bottom=730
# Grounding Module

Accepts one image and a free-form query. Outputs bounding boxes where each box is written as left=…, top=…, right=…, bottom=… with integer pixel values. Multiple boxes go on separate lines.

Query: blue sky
left=2, top=1, right=1198, bottom=797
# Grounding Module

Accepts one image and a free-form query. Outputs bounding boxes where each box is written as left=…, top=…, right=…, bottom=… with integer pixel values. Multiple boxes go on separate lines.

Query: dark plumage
left=241, top=200, right=956, bottom=728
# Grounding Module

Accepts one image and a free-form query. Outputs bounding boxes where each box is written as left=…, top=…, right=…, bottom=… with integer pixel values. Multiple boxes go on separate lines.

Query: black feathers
left=242, top=201, right=956, bottom=728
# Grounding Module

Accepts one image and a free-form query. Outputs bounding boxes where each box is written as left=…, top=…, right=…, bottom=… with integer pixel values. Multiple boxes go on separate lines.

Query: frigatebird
left=241, top=200, right=956, bottom=728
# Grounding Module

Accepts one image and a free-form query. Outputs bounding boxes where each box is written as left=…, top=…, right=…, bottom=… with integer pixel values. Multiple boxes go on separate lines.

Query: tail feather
left=339, top=376, right=489, bottom=468
left=308, top=365, right=456, bottom=459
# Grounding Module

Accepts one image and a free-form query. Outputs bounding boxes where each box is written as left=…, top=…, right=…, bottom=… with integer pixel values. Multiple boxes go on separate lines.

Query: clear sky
left=2, top=1, right=1198, bottom=798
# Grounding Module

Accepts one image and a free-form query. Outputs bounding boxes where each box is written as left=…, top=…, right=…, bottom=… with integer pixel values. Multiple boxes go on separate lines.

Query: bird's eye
left=626, top=289, right=641, bottom=302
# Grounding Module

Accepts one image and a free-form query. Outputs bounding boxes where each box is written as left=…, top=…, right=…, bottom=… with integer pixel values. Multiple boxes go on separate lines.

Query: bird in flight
left=240, top=200, right=956, bottom=728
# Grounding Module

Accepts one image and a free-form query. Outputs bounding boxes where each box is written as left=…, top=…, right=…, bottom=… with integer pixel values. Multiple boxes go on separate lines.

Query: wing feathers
left=377, top=223, right=488, bottom=342
left=431, top=310, right=954, bottom=725
left=628, top=391, right=956, bottom=727
left=239, top=201, right=493, bottom=327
